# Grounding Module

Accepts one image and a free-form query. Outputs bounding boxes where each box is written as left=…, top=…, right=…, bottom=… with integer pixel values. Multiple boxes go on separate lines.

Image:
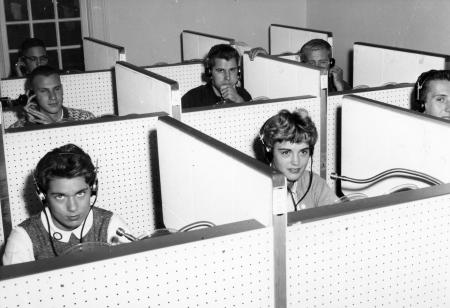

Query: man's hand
left=220, top=84, right=244, bottom=103
left=329, top=65, right=346, bottom=91
left=23, top=95, right=56, bottom=124
left=248, top=47, right=269, bottom=61
left=14, top=59, right=26, bottom=77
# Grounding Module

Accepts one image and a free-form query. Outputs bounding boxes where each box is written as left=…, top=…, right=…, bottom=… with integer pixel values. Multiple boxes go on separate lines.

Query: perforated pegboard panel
left=0, top=226, right=274, bottom=308
left=286, top=193, right=450, bottom=307
left=182, top=97, right=322, bottom=175
left=326, top=86, right=414, bottom=190
left=1, top=71, right=115, bottom=128
left=147, top=63, right=205, bottom=97
left=3, top=116, right=160, bottom=244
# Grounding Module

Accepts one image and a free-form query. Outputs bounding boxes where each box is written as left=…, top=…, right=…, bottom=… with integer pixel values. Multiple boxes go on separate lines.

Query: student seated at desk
left=249, top=39, right=351, bottom=93
left=2, top=144, right=130, bottom=265
left=259, top=109, right=338, bottom=211
left=413, top=69, right=450, bottom=120
left=182, top=44, right=252, bottom=109
left=13, top=38, right=49, bottom=77
left=9, top=65, right=95, bottom=128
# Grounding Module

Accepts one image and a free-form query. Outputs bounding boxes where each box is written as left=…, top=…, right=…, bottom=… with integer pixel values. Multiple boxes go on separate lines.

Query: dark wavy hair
left=34, top=144, right=96, bottom=192
left=205, top=44, right=240, bottom=72
left=259, top=109, right=317, bottom=162
left=20, top=38, right=46, bottom=56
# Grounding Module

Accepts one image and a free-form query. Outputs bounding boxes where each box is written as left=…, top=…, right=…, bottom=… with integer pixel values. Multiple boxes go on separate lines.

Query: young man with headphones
left=413, top=69, right=450, bottom=120
left=9, top=65, right=95, bottom=128
left=249, top=39, right=351, bottom=93
left=259, top=109, right=337, bottom=211
left=3, top=144, right=130, bottom=265
left=182, top=44, right=252, bottom=109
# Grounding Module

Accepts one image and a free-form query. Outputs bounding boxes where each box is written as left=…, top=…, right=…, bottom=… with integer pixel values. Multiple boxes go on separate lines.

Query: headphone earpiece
left=329, top=58, right=335, bottom=68
left=33, top=175, right=46, bottom=203
left=90, top=178, right=98, bottom=197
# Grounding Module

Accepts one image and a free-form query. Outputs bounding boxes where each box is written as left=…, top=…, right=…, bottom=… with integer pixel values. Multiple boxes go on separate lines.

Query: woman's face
left=272, top=141, right=311, bottom=183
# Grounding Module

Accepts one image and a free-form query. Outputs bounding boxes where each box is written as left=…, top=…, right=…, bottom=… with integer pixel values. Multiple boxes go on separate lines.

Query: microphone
left=116, top=227, right=138, bottom=242
left=0, top=94, right=28, bottom=109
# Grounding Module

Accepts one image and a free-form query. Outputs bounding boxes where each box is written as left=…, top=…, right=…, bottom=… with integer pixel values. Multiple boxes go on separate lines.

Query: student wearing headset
left=259, top=109, right=338, bottom=211
left=249, top=39, right=351, bottom=93
left=9, top=65, right=95, bottom=128
left=413, top=69, right=450, bottom=120
left=14, top=38, right=49, bottom=77
left=2, top=144, right=130, bottom=265
left=182, top=44, right=252, bottom=109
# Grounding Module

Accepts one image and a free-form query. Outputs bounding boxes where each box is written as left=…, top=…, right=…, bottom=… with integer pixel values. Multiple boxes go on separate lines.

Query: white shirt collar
left=40, top=207, right=93, bottom=243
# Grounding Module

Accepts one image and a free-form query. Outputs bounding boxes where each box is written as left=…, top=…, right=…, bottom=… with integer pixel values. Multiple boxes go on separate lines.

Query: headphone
left=415, top=70, right=438, bottom=112
left=205, top=56, right=242, bottom=80
left=34, top=152, right=99, bottom=204
left=34, top=173, right=98, bottom=204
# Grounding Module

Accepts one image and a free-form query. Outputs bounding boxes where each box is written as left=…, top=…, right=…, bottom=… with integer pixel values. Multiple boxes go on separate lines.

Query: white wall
left=306, top=0, right=450, bottom=84
left=93, top=0, right=307, bottom=66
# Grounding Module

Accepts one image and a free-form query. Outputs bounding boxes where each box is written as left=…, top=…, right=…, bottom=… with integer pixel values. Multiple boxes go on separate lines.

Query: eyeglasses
left=23, top=55, right=49, bottom=64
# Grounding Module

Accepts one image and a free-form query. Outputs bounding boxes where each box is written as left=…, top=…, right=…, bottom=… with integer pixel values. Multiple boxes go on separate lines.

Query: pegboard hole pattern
left=3, top=116, right=159, bottom=241
left=182, top=97, right=322, bottom=175
left=0, top=227, right=274, bottom=308
left=286, top=193, right=450, bottom=307
left=1, top=71, right=115, bottom=128
left=147, top=64, right=205, bottom=97
left=326, top=87, right=414, bottom=191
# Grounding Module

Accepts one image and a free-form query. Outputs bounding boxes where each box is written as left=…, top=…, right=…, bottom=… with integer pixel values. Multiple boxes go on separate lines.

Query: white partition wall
left=181, top=30, right=235, bottom=61
left=243, top=53, right=323, bottom=99
left=341, top=95, right=450, bottom=197
left=0, top=220, right=275, bottom=307
left=145, top=61, right=205, bottom=97
left=326, top=85, right=414, bottom=191
left=286, top=184, right=450, bottom=307
left=182, top=96, right=323, bottom=176
left=157, top=116, right=286, bottom=230
left=115, top=61, right=180, bottom=118
left=353, top=42, right=450, bottom=87
left=269, top=24, right=333, bottom=55
left=0, top=70, right=116, bottom=128
left=83, top=37, right=126, bottom=71
left=1, top=113, right=165, bottom=246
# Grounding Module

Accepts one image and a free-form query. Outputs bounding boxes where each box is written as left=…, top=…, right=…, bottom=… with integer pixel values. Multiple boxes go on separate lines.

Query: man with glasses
left=181, top=44, right=252, bottom=109
left=14, top=38, right=49, bottom=77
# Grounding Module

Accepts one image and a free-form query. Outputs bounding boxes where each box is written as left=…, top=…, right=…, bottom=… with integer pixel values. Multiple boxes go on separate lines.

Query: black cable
left=43, top=205, right=59, bottom=257
left=79, top=187, right=98, bottom=244
left=287, top=158, right=314, bottom=211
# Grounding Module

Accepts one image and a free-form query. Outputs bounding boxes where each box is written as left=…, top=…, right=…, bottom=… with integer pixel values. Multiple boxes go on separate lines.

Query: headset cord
left=79, top=188, right=98, bottom=244
left=287, top=159, right=314, bottom=211
left=43, top=207, right=59, bottom=257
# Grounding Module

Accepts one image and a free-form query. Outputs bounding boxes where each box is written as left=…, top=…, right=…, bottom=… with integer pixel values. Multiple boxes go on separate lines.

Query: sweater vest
left=20, top=207, right=112, bottom=260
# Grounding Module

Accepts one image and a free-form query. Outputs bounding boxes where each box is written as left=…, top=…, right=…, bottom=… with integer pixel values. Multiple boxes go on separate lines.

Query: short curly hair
left=259, top=109, right=317, bottom=162
left=34, top=144, right=96, bottom=193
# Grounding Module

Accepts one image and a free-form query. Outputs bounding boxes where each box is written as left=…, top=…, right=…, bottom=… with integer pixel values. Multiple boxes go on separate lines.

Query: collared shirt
left=287, top=171, right=338, bottom=212
left=2, top=207, right=129, bottom=265
left=8, top=106, right=96, bottom=129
